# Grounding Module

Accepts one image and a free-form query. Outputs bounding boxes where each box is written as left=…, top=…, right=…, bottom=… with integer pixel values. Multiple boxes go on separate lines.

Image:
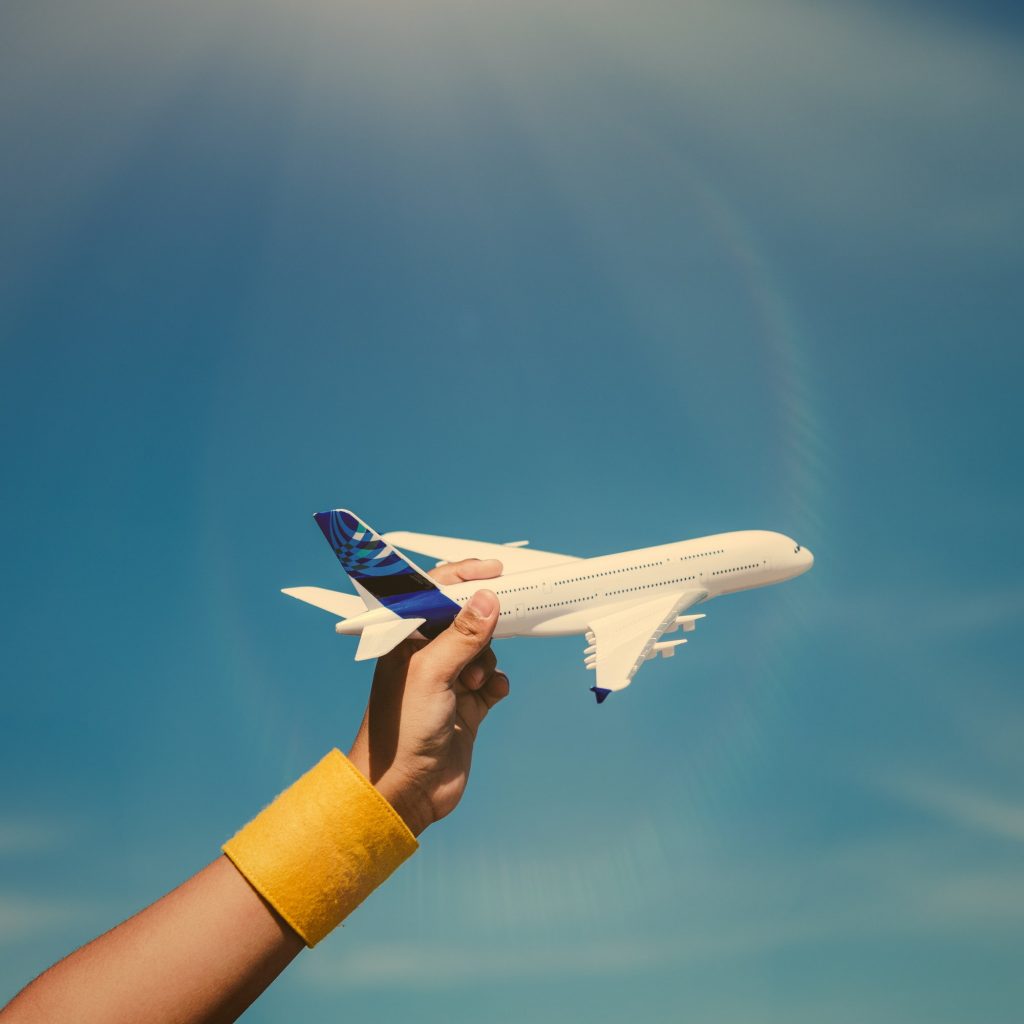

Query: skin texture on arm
left=1, top=560, right=507, bottom=1024
left=1, top=857, right=304, bottom=1024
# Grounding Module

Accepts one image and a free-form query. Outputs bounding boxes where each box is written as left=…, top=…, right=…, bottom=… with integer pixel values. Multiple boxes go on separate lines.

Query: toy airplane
left=283, top=509, right=814, bottom=703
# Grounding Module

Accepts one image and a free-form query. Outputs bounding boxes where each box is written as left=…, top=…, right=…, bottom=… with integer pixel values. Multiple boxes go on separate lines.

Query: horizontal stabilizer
left=355, top=617, right=426, bottom=661
left=282, top=587, right=366, bottom=619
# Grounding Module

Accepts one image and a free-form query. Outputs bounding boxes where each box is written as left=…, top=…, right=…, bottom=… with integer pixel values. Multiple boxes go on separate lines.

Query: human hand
left=346, top=558, right=510, bottom=837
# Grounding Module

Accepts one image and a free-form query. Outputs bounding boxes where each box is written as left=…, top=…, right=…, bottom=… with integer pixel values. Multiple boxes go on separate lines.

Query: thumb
left=416, top=590, right=499, bottom=686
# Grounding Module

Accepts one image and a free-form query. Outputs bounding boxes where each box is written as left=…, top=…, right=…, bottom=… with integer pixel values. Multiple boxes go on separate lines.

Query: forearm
left=2, top=856, right=302, bottom=1024
left=2, top=571, right=502, bottom=1023
left=4, top=750, right=418, bottom=1023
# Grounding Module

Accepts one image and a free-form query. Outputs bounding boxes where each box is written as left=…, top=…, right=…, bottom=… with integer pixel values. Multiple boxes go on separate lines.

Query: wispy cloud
left=299, top=810, right=1024, bottom=990
left=0, top=894, right=92, bottom=945
left=885, top=774, right=1024, bottom=845
left=300, top=938, right=669, bottom=990
left=0, top=819, right=91, bottom=945
left=0, top=819, right=69, bottom=857
left=786, top=582, right=1024, bottom=635
left=299, top=918, right=828, bottom=990
left=302, top=855, right=1024, bottom=990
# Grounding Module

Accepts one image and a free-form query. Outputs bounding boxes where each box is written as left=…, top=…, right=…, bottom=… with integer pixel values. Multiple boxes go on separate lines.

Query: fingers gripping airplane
left=283, top=509, right=814, bottom=703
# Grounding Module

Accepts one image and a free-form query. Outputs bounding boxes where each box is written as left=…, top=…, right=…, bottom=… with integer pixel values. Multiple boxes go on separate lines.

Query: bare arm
left=3, top=857, right=302, bottom=1023
left=1, top=559, right=506, bottom=1024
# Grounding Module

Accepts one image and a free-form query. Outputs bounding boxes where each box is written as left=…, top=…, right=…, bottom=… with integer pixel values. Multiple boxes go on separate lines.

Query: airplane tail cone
left=590, top=686, right=612, bottom=705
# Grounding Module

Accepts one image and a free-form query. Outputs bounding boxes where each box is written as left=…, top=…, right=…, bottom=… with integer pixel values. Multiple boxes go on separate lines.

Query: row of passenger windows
left=491, top=560, right=764, bottom=614
left=553, top=549, right=730, bottom=588
left=555, top=561, right=668, bottom=586
left=607, top=575, right=698, bottom=596
left=513, top=573, right=707, bottom=607
left=526, top=599, right=586, bottom=612
left=478, top=551, right=763, bottom=606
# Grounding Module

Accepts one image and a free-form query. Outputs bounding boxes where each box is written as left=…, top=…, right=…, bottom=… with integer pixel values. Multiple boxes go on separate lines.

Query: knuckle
left=452, top=613, right=480, bottom=640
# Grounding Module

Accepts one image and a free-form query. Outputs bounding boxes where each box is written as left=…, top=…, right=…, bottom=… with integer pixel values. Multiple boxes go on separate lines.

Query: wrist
left=373, top=770, right=432, bottom=838
left=345, top=746, right=432, bottom=837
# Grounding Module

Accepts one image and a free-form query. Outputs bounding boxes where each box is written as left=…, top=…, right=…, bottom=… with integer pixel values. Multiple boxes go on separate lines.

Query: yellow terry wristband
left=222, top=749, right=418, bottom=946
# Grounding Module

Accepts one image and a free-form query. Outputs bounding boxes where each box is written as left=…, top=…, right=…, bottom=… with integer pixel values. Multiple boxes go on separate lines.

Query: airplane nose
left=803, top=548, right=814, bottom=570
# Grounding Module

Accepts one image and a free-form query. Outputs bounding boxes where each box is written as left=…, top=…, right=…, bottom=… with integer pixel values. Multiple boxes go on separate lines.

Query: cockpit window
left=794, top=544, right=801, bottom=553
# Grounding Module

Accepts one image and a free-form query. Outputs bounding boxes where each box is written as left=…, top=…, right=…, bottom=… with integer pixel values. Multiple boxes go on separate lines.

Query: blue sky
left=2, top=1, right=1022, bottom=1019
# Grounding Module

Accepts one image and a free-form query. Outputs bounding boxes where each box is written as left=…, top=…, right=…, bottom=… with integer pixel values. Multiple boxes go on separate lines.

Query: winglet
left=590, top=686, right=612, bottom=705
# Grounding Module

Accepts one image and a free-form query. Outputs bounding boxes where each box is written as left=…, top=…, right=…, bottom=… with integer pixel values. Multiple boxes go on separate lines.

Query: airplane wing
left=585, top=589, right=707, bottom=703
left=381, top=530, right=581, bottom=574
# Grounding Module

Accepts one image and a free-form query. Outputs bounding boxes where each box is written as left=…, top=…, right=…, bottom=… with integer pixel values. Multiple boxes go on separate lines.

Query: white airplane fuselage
left=336, top=530, right=813, bottom=639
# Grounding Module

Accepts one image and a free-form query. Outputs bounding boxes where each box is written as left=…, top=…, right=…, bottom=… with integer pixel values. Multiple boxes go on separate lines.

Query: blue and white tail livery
left=283, top=508, right=814, bottom=702
left=312, top=509, right=460, bottom=639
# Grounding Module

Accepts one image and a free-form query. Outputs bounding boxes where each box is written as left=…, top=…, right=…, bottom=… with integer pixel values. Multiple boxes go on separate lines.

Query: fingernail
left=465, top=589, right=498, bottom=618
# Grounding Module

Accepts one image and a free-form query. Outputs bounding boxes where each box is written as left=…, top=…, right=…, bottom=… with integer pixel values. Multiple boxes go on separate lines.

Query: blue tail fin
left=313, top=509, right=459, bottom=637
